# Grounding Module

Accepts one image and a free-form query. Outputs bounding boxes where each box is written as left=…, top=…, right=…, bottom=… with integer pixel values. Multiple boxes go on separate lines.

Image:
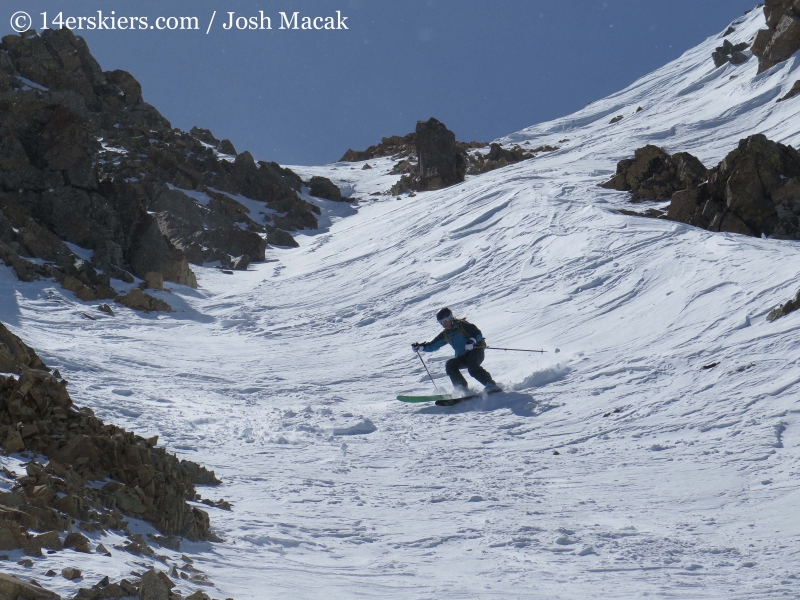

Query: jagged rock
left=729, top=51, right=749, bottom=65
left=609, top=115, right=624, bottom=124
left=414, top=118, right=466, bottom=191
left=0, top=346, right=220, bottom=541
left=0, top=573, right=60, bottom=599
left=35, top=531, right=61, bottom=549
left=765, top=14, right=800, bottom=65
left=308, top=176, right=343, bottom=201
left=115, top=288, right=172, bottom=312
left=23, top=535, right=42, bottom=556
left=0, top=518, right=25, bottom=549
left=651, top=135, right=800, bottom=239
left=767, top=289, right=800, bottom=321
left=362, top=163, right=372, bottom=170
left=778, top=80, right=800, bottom=102
left=0, top=27, right=315, bottom=292
left=266, top=226, right=299, bottom=248
left=61, top=276, right=98, bottom=302
left=4, top=430, right=24, bottom=452
left=0, top=322, right=47, bottom=373
left=143, top=272, right=164, bottom=291
left=98, top=303, right=114, bottom=316
left=712, top=51, right=730, bottom=68
left=186, top=592, right=211, bottom=600
left=189, top=127, right=219, bottom=146
left=752, top=1, right=800, bottom=72
left=599, top=145, right=707, bottom=201
left=63, top=531, right=91, bottom=553
left=232, top=254, right=250, bottom=271
left=216, top=139, right=237, bottom=155
left=62, top=568, right=81, bottom=580
left=128, top=216, right=197, bottom=288
left=139, top=568, right=174, bottom=600
left=340, top=133, right=417, bottom=162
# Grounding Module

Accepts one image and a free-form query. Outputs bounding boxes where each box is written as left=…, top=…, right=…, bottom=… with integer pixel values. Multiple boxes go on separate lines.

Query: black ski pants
left=446, top=348, right=494, bottom=389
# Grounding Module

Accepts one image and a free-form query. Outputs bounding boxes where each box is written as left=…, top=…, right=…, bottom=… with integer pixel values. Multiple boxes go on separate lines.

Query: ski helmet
left=436, top=307, right=453, bottom=325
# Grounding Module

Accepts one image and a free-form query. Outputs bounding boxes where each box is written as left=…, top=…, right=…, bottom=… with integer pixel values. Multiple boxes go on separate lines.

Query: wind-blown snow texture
left=3, top=8, right=800, bottom=598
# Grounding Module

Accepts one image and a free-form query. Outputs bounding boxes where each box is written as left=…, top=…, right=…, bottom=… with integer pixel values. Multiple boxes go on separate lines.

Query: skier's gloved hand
left=465, top=337, right=477, bottom=351
left=412, top=343, right=423, bottom=353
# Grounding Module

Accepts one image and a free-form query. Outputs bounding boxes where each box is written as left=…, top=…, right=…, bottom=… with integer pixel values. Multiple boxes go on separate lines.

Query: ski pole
left=485, top=347, right=547, bottom=353
left=415, top=349, right=441, bottom=393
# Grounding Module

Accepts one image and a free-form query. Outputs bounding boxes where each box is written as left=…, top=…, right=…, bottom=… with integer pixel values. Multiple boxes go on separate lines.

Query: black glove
left=412, top=343, right=423, bottom=353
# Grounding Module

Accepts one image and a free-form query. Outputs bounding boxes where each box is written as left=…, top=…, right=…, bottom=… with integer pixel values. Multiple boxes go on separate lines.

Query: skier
left=412, top=307, right=499, bottom=394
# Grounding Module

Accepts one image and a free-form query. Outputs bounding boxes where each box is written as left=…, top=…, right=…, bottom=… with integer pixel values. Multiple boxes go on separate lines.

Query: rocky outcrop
left=414, top=118, right=467, bottom=190
left=308, top=176, right=343, bottom=201
left=752, top=1, right=800, bottom=73
left=600, top=145, right=708, bottom=202
left=767, top=289, right=800, bottom=321
left=0, top=573, right=60, bottom=599
left=0, top=321, right=47, bottom=373
left=606, top=135, right=800, bottom=240
left=0, top=27, right=318, bottom=297
left=778, top=80, right=800, bottom=102
left=466, top=143, right=558, bottom=175
left=115, top=288, right=172, bottom=312
left=0, top=322, right=220, bottom=545
left=390, top=118, right=469, bottom=193
left=340, top=133, right=417, bottom=162
left=711, top=38, right=750, bottom=68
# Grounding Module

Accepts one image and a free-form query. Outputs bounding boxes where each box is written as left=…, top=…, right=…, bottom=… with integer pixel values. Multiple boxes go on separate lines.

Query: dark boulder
left=128, top=215, right=198, bottom=288
left=232, top=254, right=250, bottom=270
left=308, top=176, right=343, bottom=201
left=414, top=118, right=466, bottom=191
left=599, top=145, right=707, bottom=201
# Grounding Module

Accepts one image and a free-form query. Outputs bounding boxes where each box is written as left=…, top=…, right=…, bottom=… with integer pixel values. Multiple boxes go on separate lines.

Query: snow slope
left=3, top=6, right=800, bottom=598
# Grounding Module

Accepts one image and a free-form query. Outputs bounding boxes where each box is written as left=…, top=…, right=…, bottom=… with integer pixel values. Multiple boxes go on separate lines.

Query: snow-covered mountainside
left=4, top=6, right=800, bottom=598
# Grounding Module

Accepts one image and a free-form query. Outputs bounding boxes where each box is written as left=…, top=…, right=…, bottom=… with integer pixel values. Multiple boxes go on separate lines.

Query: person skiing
left=412, top=307, right=499, bottom=394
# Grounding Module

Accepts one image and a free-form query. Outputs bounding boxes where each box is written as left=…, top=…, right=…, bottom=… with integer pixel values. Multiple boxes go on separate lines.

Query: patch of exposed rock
left=0, top=28, right=317, bottom=300
left=390, top=118, right=472, bottom=193
left=767, top=289, right=800, bottom=321
left=752, top=1, right=800, bottom=73
left=711, top=38, right=750, bottom=68
left=115, top=288, right=172, bottom=312
left=340, top=133, right=417, bottom=162
left=599, top=145, right=707, bottom=202
left=466, top=143, right=558, bottom=175
left=603, top=135, right=800, bottom=240
left=0, top=572, right=59, bottom=599
left=307, top=176, right=343, bottom=202
left=0, top=321, right=220, bottom=550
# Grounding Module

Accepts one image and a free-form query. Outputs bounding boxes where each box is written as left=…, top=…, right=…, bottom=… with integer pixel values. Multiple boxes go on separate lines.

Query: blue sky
left=2, top=1, right=760, bottom=164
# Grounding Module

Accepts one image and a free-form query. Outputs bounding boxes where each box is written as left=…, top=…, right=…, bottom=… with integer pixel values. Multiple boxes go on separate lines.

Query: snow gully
left=221, top=10, right=349, bottom=31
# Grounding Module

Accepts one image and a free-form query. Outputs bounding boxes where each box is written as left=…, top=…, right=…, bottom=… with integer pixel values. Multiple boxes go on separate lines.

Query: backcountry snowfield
left=3, top=7, right=800, bottom=599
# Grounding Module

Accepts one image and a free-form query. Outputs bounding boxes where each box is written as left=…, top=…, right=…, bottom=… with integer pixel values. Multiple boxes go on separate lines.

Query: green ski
left=397, top=388, right=502, bottom=405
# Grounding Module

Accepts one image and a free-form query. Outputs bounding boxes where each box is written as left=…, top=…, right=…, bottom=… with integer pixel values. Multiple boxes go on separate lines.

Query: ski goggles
left=438, top=314, right=454, bottom=326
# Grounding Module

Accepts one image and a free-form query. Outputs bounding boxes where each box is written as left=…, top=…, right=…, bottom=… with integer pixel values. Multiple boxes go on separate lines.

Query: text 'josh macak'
left=223, top=11, right=349, bottom=30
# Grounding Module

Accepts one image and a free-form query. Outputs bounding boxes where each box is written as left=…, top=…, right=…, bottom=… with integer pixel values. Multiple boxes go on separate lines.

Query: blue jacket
left=420, top=319, right=485, bottom=357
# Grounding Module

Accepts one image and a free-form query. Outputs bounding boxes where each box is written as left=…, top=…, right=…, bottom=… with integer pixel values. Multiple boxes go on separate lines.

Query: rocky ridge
left=0, top=321, right=231, bottom=598
left=752, top=0, right=800, bottom=73
left=0, top=28, right=340, bottom=305
left=341, top=118, right=556, bottom=195
left=601, top=134, right=800, bottom=240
